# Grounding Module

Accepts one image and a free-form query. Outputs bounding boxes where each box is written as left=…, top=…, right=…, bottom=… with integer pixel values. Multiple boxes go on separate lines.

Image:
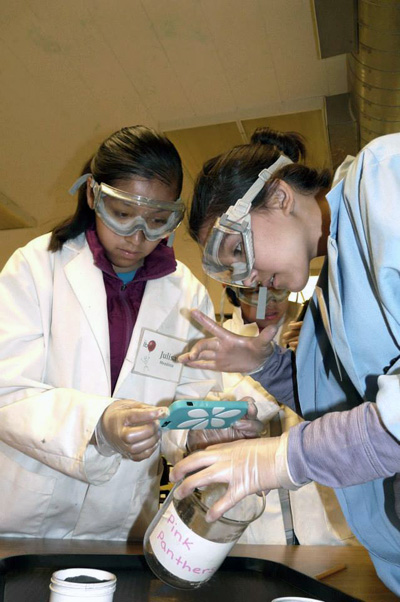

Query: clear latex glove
left=170, top=433, right=299, bottom=521
left=186, top=398, right=264, bottom=453
left=281, top=320, right=303, bottom=351
left=97, top=400, right=169, bottom=461
left=178, top=309, right=277, bottom=373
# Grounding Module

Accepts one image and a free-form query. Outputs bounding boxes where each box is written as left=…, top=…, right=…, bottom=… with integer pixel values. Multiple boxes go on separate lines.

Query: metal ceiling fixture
left=348, top=0, right=400, bottom=147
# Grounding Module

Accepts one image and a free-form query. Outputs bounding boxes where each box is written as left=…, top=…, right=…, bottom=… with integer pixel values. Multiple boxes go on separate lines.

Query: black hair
left=188, top=154, right=220, bottom=242
left=225, top=286, right=241, bottom=307
left=49, top=125, right=183, bottom=251
left=189, top=126, right=332, bottom=242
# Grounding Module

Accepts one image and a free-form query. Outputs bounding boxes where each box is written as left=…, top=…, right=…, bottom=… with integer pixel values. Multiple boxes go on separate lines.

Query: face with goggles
left=201, top=154, right=314, bottom=294
left=202, top=155, right=293, bottom=288
left=231, top=286, right=290, bottom=329
left=87, top=177, right=183, bottom=272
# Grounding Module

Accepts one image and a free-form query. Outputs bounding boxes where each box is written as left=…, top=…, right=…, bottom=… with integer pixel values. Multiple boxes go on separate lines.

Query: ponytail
left=189, top=126, right=332, bottom=242
left=250, top=127, right=306, bottom=163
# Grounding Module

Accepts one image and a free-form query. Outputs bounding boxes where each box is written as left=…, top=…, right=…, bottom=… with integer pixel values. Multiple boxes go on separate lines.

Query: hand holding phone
left=159, top=399, right=248, bottom=430
left=185, top=397, right=263, bottom=452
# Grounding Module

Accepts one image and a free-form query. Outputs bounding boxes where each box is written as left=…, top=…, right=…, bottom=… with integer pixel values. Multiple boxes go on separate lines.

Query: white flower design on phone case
left=176, top=406, right=243, bottom=429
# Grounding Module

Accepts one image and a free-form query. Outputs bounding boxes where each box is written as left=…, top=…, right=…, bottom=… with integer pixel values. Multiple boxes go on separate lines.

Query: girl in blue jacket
left=173, top=128, right=400, bottom=594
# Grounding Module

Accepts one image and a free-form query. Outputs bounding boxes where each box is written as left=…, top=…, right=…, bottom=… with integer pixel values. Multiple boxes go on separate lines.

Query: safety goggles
left=202, top=154, right=292, bottom=287
left=227, top=285, right=289, bottom=321
left=69, top=174, right=185, bottom=242
left=234, top=286, right=290, bottom=307
left=91, top=180, right=185, bottom=241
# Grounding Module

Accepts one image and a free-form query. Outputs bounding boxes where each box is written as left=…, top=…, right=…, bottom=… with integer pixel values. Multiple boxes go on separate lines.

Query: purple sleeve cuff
left=251, top=344, right=296, bottom=410
left=288, top=402, right=400, bottom=488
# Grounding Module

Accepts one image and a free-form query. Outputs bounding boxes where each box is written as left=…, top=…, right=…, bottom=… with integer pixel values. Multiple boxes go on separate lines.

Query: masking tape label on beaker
left=149, top=503, right=234, bottom=582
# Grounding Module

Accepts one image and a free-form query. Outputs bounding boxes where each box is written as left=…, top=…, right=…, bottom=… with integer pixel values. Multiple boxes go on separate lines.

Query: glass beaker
left=144, top=481, right=265, bottom=590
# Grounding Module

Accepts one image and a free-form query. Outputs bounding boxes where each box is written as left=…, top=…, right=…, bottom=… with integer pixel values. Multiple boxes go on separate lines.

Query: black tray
left=0, top=553, right=361, bottom=602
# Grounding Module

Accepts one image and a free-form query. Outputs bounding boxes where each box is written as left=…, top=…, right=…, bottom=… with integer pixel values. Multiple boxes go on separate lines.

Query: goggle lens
left=236, top=287, right=290, bottom=307
left=92, top=181, right=184, bottom=241
left=202, top=219, right=254, bottom=286
left=102, top=195, right=171, bottom=229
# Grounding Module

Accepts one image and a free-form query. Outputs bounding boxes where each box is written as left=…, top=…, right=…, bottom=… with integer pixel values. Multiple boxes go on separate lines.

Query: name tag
left=132, top=328, right=186, bottom=383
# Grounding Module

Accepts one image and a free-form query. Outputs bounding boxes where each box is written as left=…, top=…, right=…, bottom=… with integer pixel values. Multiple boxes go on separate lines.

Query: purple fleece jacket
left=86, top=229, right=176, bottom=393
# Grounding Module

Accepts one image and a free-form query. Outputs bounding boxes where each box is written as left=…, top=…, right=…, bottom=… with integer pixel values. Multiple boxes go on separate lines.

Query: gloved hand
left=96, top=400, right=168, bottom=461
left=170, top=433, right=299, bottom=521
left=186, top=398, right=264, bottom=452
left=178, top=309, right=277, bottom=373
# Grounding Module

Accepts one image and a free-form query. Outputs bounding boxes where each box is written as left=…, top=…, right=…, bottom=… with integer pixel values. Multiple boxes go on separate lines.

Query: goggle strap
left=223, top=154, right=292, bottom=223
left=69, top=173, right=92, bottom=195
left=256, top=286, right=268, bottom=320
left=166, top=232, right=175, bottom=247
left=261, top=154, right=293, bottom=179
left=224, top=180, right=263, bottom=222
left=242, top=222, right=254, bottom=274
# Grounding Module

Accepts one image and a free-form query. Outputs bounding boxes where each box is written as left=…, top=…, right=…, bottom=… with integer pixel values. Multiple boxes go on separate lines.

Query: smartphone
left=159, top=399, right=248, bottom=430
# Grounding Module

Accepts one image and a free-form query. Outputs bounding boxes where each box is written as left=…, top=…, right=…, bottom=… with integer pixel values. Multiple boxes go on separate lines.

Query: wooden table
left=234, top=544, right=397, bottom=602
left=0, top=539, right=396, bottom=602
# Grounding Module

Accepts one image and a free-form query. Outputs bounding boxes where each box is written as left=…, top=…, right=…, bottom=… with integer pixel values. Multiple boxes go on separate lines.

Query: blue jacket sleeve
left=250, top=343, right=297, bottom=411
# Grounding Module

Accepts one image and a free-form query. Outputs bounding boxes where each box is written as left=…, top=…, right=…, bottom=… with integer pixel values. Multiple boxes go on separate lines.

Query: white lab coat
left=0, top=233, right=221, bottom=540
left=224, top=307, right=357, bottom=545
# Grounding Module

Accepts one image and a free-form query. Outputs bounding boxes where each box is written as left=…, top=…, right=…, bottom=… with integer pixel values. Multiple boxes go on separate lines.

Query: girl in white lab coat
left=0, top=125, right=261, bottom=540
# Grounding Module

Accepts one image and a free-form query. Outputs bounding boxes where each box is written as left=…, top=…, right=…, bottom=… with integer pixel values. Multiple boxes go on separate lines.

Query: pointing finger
left=189, top=309, right=230, bottom=340
left=257, top=324, right=279, bottom=347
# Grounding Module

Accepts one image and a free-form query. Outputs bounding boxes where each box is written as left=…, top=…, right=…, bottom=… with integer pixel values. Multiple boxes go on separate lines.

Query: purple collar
left=85, top=228, right=177, bottom=282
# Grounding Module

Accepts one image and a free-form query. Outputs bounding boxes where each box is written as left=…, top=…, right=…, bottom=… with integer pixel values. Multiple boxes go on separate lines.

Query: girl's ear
left=86, top=178, right=95, bottom=210
left=269, top=180, right=295, bottom=216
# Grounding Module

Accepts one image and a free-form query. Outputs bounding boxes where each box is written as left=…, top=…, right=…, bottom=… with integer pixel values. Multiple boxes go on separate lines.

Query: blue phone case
left=159, top=399, right=248, bottom=430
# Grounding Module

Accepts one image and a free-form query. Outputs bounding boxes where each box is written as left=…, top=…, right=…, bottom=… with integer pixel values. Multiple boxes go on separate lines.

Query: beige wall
left=0, top=109, right=328, bottom=312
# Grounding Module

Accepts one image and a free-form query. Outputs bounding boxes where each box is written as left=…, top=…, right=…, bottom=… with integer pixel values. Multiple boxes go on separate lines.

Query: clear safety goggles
left=202, top=155, right=292, bottom=287
left=69, top=174, right=185, bottom=242
left=234, top=286, right=290, bottom=307
left=227, top=285, right=289, bottom=321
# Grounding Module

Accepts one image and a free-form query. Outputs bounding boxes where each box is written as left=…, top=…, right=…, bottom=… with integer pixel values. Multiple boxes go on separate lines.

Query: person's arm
left=0, top=247, right=159, bottom=484
left=344, top=137, right=400, bottom=440
left=177, top=309, right=296, bottom=408
left=178, top=309, right=278, bottom=372
left=250, top=343, right=296, bottom=409
left=288, top=402, right=400, bottom=487
left=169, top=401, right=399, bottom=522
left=162, top=291, right=265, bottom=464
